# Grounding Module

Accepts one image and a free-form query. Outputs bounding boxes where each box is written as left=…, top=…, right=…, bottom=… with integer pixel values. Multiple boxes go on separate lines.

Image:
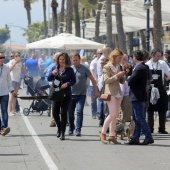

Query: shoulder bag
left=100, top=76, right=111, bottom=101
left=48, top=75, right=65, bottom=103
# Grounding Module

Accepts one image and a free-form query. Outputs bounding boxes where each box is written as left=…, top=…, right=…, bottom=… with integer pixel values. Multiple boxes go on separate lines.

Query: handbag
left=99, top=76, right=111, bottom=101
left=49, top=86, right=64, bottom=102
left=100, top=93, right=111, bottom=101
left=48, top=75, right=65, bottom=103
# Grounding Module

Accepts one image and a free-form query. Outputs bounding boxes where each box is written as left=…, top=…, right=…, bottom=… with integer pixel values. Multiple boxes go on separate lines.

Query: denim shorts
left=12, top=81, right=20, bottom=88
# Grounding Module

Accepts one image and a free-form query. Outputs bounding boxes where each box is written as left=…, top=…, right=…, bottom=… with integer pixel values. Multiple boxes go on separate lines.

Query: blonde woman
left=100, top=48, right=125, bottom=144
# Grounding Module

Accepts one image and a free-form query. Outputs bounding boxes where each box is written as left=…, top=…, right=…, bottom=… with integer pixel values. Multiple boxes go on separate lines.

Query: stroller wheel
left=38, top=111, right=43, bottom=116
left=23, top=108, right=30, bottom=116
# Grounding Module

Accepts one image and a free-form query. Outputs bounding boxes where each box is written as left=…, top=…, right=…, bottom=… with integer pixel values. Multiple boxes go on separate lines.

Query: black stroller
left=17, top=77, right=51, bottom=116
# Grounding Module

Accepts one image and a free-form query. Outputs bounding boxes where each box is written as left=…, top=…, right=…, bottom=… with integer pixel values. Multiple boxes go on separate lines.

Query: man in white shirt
left=89, top=49, right=102, bottom=119
left=0, top=52, right=16, bottom=135
left=146, top=49, right=170, bottom=134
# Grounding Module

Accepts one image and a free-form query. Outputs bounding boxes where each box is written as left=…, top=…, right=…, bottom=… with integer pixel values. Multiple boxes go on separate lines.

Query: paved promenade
left=0, top=88, right=170, bottom=170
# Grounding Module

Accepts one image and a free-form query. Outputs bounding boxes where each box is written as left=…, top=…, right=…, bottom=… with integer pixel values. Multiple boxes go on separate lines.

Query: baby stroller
left=17, top=77, right=51, bottom=116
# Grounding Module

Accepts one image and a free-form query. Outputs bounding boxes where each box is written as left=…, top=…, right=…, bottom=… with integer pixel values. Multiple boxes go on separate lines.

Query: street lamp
left=82, top=8, right=86, bottom=38
left=144, top=0, right=152, bottom=52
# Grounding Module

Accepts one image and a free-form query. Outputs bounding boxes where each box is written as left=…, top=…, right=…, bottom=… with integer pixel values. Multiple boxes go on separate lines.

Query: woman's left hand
left=61, top=83, right=68, bottom=89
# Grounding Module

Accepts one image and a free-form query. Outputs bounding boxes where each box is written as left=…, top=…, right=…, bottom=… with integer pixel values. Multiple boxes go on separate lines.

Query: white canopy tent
left=26, top=33, right=105, bottom=49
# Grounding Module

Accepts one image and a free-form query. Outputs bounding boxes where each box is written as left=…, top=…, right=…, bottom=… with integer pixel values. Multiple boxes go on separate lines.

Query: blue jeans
left=68, top=95, right=86, bottom=133
left=168, top=97, right=170, bottom=117
left=15, top=98, right=20, bottom=112
left=132, top=101, right=153, bottom=142
left=0, top=95, right=9, bottom=129
left=88, top=86, right=98, bottom=116
left=99, top=101, right=105, bottom=126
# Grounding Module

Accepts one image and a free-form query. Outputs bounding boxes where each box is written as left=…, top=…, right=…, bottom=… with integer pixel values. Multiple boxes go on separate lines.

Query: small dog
left=115, top=118, right=131, bottom=141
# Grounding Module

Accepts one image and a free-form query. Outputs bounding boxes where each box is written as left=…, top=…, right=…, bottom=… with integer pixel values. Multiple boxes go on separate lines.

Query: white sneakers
left=9, top=112, right=16, bottom=116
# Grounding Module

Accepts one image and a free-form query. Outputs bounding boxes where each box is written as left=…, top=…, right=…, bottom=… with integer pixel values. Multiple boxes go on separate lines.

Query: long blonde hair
left=109, top=48, right=124, bottom=64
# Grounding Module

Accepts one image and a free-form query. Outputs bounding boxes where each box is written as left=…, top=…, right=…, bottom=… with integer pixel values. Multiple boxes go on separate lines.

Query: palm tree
left=95, top=1, right=103, bottom=42
left=73, top=0, right=80, bottom=37
left=59, top=0, right=65, bottom=33
left=23, top=22, right=45, bottom=42
left=153, top=0, right=162, bottom=50
left=106, top=0, right=113, bottom=48
left=66, top=0, right=73, bottom=33
left=115, top=0, right=127, bottom=53
left=42, top=0, right=48, bottom=38
left=79, top=0, right=97, bottom=19
left=24, top=0, right=32, bottom=25
left=51, top=0, right=58, bottom=36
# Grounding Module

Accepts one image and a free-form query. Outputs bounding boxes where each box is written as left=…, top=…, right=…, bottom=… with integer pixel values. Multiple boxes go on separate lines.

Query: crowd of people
left=0, top=47, right=170, bottom=145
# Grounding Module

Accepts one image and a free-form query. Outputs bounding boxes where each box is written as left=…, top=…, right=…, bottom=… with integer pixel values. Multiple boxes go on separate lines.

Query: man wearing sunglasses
left=0, top=52, right=15, bottom=135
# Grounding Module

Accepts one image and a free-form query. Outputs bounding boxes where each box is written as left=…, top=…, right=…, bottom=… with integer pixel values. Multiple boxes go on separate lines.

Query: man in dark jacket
left=127, top=50, right=154, bottom=145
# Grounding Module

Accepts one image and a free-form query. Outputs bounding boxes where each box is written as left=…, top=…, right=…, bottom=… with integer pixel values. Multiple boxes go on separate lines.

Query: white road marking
left=20, top=108, right=59, bottom=170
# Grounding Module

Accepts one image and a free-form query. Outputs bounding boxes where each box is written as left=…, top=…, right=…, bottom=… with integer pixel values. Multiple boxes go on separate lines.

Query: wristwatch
left=10, top=90, right=14, bottom=93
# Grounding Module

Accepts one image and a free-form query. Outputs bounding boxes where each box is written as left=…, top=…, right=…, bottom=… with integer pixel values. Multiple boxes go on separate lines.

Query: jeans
left=168, top=97, right=170, bottom=117
left=15, top=98, right=20, bottom=112
left=99, top=100, right=105, bottom=126
left=132, top=101, right=153, bottom=142
left=68, top=95, right=86, bottom=133
left=0, top=95, right=9, bottom=130
left=88, top=86, right=98, bottom=116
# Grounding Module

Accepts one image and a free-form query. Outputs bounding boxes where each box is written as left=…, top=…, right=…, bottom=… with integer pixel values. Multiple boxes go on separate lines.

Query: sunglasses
left=0, top=57, right=5, bottom=59
left=98, top=53, right=102, bottom=55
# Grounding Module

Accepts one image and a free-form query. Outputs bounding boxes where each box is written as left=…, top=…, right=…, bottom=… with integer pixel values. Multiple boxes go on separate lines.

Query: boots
left=60, top=132, right=65, bottom=140
left=108, top=136, right=121, bottom=144
left=57, top=128, right=61, bottom=138
left=100, top=133, right=107, bottom=144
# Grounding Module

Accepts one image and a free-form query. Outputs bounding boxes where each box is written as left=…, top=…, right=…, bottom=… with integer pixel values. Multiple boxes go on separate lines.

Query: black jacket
left=127, top=62, right=147, bottom=102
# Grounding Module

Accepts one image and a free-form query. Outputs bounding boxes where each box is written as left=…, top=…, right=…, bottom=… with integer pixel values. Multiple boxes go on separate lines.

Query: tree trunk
left=51, top=0, right=58, bottom=36
left=139, top=29, right=146, bottom=50
left=66, top=0, right=73, bottom=34
left=24, top=0, right=31, bottom=25
left=153, top=0, right=162, bottom=50
left=95, top=2, right=102, bottom=43
left=113, top=34, right=119, bottom=48
left=115, top=0, right=127, bottom=53
left=128, top=32, right=133, bottom=56
left=59, top=0, right=65, bottom=33
left=106, top=0, right=113, bottom=48
left=43, top=0, right=48, bottom=38
left=73, top=0, right=80, bottom=37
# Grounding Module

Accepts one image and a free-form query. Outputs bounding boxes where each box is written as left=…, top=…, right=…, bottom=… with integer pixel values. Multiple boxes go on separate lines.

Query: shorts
left=12, top=81, right=20, bottom=89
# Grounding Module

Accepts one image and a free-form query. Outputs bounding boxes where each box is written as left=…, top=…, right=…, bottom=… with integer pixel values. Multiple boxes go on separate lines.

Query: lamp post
left=144, top=0, right=152, bottom=52
left=82, top=8, right=86, bottom=38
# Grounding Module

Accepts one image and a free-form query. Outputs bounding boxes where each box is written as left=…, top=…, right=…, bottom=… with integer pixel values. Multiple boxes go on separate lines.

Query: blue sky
left=0, top=0, right=62, bottom=46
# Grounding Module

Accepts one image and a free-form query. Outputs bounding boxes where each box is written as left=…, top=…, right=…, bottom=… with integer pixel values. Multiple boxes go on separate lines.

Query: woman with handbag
left=100, top=48, right=126, bottom=144
left=48, top=53, right=76, bottom=140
